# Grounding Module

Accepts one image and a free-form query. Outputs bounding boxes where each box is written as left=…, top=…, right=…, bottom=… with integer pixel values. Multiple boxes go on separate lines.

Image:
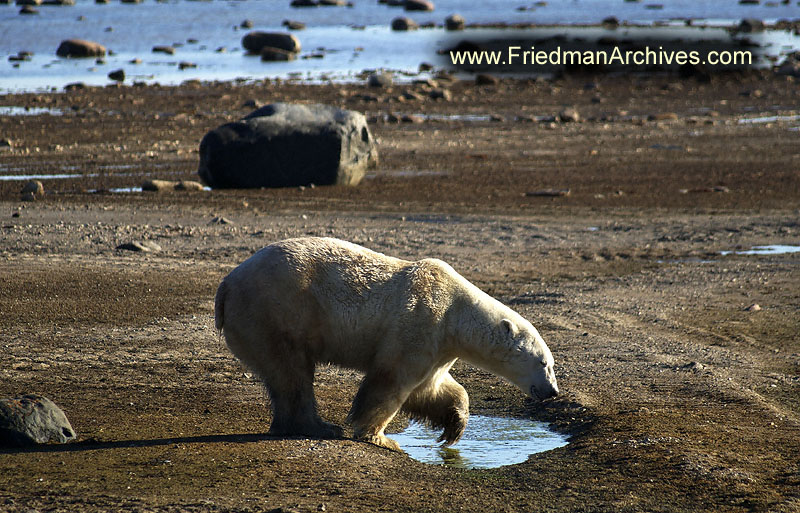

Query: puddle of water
left=0, top=173, right=85, bottom=182
left=0, top=106, right=63, bottom=116
left=389, top=415, right=567, bottom=469
left=721, top=245, right=800, bottom=256
left=738, top=114, right=800, bottom=125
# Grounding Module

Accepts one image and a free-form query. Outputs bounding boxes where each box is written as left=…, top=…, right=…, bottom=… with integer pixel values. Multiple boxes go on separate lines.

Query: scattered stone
left=0, top=395, right=76, bottom=447
left=241, top=19, right=254, bottom=29
left=602, top=16, right=619, bottom=28
left=20, top=180, right=44, bottom=198
left=64, top=81, right=86, bottom=91
left=738, top=18, right=765, bottom=32
left=107, top=68, right=125, bottom=81
left=744, top=303, right=762, bottom=312
left=116, top=241, right=162, bottom=252
left=367, top=71, right=393, bottom=88
left=178, top=61, right=197, bottom=70
left=261, top=47, right=296, bottom=61
left=290, top=0, right=317, bottom=5
left=401, top=90, right=424, bottom=101
left=0, top=138, right=12, bottom=149
left=153, top=45, right=175, bottom=55
left=404, top=0, right=433, bottom=11
left=242, top=31, right=301, bottom=54
left=428, top=88, right=451, bottom=101
left=391, top=16, right=418, bottom=31
left=198, top=102, right=378, bottom=189
left=9, top=52, right=33, bottom=62
left=526, top=189, right=571, bottom=197
left=648, top=112, right=678, bottom=121
left=475, top=73, right=498, bottom=85
left=683, top=361, right=706, bottom=372
left=175, top=180, right=205, bottom=191
left=418, top=62, right=434, bottom=71
left=56, top=39, right=106, bottom=58
left=129, top=57, right=142, bottom=64
left=209, top=216, right=234, bottom=225
left=559, top=107, right=580, bottom=122
left=490, top=114, right=505, bottom=122
left=15, top=0, right=41, bottom=5
left=401, top=114, right=424, bottom=123
left=282, top=19, right=306, bottom=30
left=19, top=5, right=38, bottom=13
left=142, top=179, right=178, bottom=191
left=319, top=0, right=346, bottom=4
left=445, top=13, right=465, bottom=30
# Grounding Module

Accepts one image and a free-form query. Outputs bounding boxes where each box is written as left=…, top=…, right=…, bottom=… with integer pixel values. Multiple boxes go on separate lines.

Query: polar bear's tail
left=214, top=279, right=226, bottom=333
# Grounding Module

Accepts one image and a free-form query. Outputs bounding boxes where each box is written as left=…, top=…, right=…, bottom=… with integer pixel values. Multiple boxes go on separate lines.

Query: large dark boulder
left=241, top=31, right=300, bottom=54
left=198, top=103, right=378, bottom=189
left=0, top=394, right=76, bottom=447
left=56, top=39, right=106, bottom=58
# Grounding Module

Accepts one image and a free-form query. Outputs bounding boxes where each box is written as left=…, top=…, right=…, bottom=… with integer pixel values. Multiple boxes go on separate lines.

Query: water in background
left=1, top=0, right=799, bottom=91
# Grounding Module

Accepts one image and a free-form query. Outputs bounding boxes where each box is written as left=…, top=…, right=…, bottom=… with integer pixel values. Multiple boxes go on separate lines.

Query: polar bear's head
left=500, top=318, right=559, bottom=401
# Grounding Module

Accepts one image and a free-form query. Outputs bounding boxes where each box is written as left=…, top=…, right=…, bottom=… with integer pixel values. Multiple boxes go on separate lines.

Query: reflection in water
left=389, top=415, right=568, bottom=469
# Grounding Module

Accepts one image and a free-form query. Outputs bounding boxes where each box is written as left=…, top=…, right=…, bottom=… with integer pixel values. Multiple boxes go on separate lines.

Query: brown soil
left=1, top=71, right=798, bottom=512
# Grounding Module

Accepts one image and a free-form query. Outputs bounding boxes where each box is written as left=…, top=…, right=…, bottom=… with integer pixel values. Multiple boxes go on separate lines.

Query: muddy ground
left=1, top=71, right=799, bottom=512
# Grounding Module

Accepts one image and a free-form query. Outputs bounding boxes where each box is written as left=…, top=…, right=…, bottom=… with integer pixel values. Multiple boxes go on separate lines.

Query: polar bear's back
left=216, top=237, right=452, bottom=370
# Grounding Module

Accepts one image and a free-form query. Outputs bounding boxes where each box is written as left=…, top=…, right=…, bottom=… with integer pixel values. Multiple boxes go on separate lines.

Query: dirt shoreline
left=1, top=72, right=799, bottom=512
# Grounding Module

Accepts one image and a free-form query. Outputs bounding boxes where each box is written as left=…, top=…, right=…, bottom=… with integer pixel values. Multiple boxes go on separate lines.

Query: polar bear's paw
left=359, top=433, right=402, bottom=453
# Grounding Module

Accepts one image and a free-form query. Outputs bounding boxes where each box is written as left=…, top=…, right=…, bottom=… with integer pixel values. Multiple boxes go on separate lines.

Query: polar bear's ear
left=501, top=318, right=518, bottom=337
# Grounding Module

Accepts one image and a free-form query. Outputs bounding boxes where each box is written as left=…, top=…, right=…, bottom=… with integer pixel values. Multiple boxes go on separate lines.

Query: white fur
left=216, top=237, right=558, bottom=450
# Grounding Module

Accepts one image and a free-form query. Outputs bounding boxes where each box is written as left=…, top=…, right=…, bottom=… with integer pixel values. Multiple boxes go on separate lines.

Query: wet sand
left=1, top=70, right=799, bottom=512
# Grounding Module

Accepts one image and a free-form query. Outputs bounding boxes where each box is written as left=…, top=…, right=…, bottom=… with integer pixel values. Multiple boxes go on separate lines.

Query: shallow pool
left=721, top=245, right=800, bottom=256
left=389, top=414, right=568, bottom=469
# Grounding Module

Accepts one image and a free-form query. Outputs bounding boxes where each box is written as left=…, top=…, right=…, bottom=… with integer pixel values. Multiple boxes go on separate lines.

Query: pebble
left=116, top=241, right=162, bottom=252
left=744, top=303, right=761, bottom=312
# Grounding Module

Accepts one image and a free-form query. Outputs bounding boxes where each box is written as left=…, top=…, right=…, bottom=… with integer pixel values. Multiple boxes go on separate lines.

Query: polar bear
left=215, top=237, right=558, bottom=451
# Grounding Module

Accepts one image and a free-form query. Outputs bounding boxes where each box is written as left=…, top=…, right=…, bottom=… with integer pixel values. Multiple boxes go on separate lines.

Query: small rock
left=445, top=13, right=465, bottom=30
left=153, top=45, right=175, bottom=55
left=261, top=47, right=296, bottom=61
left=602, top=16, right=619, bottom=28
left=20, top=180, right=44, bottom=197
left=391, top=16, right=418, bottom=31
left=116, top=241, right=162, bottom=252
left=20, top=192, right=36, bottom=202
left=141, top=179, right=178, bottom=191
left=738, top=18, right=765, bottom=32
left=744, top=303, right=761, bottom=312
left=648, top=112, right=678, bottom=121
left=559, top=107, right=580, bottom=122
left=108, top=68, right=125, bottom=81
left=401, top=114, right=424, bottom=123
left=526, top=189, right=571, bottom=197
left=241, top=19, right=254, bottom=29
left=209, top=216, right=234, bottom=225
left=404, top=0, right=433, bottom=10
left=367, top=71, right=393, bottom=88
left=282, top=19, right=306, bottom=30
left=178, top=61, right=197, bottom=70
left=428, top=88, right=451, bottom=101
left=19, top=5, right=38, bottom=13
left=290, top=0, right=317, bottom=5
left=175, top=180, right=204, bottom=191
left=0, top=395, right=76, bottom=447
left=418, top=62, right=434, bottom=71
left=475, top=73, right=498, bottom=85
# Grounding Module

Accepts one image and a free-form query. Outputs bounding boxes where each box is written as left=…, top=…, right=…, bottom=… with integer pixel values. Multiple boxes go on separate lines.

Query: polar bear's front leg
left=347, top=368, right=424, bottom=452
